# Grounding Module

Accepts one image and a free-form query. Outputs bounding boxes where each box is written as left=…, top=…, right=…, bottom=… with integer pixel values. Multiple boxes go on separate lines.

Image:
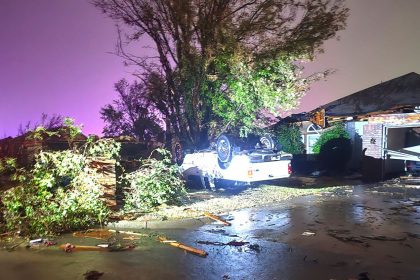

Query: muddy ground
left=1, top=178, right=419, bottom=280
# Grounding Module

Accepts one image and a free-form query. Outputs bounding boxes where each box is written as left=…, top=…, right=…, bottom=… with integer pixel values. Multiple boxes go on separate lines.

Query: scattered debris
left=61, top=243, right=77, bottom=253
left=203, top=229, right=238, bottom=237
left=405, top=232, right=420, bottom=239
left=331, top=261, right=348, bottom=267
left=73, top=229, right=114, bottom=240
left=205, top=229, right=226, bottom=234
left=29, top=238, right=43, bottom=245
left=196, top=240, right=250, bottom=247
left=83, top=270, right=104, bottom=280
left=27, top=238, right=56, bottom=248
left=247, top=243, right=261, bottom=253
left=108, top=229, right=148, bottom=237
left=158, top=236, right=208, bottom=257
left=203, top=212, right=231, bottom=226
left=226, top=240, right=250, bottom=246
left=59, top=243, right=135, bottom=253
left=0, top=231, right=17, bottom=238
left=327, top=230, right=370, bottom=247
left=196, top=240, right=225, bottom=246
left=360, top=235, right=406, bottom=241
left=5, top=240, right=25, bottom=252
left=301, top=231, right=316, bottom=236
left=354, top=205, right=383, bottom=212
left=122, top=236, right=141, bottom=241
left=357, top=272, right=370, bottom=280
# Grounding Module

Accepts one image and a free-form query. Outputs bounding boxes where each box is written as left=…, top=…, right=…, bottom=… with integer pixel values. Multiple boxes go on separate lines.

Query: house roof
left=318, top=72, right=420, bottom=117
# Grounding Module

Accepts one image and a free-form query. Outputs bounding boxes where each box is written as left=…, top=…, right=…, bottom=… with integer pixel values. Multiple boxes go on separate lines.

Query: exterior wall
left=0, top=136, right=43, bottom=166
left=361, top=113, right=420, bottom=180
left=362, top=123, right=384, bottom=159
left=346, top=121, right=367, bottom=170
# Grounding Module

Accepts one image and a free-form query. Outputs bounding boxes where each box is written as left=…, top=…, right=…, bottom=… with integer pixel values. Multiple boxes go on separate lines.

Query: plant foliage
left=124, top=148, right=186, bottom=212
left=312, top=124, right=350, bottom=154
left=273, top=124, right=305, bottom=154
left=93, top=0, right=349, bottom=147
left=0, top=121, right=120, bottom=236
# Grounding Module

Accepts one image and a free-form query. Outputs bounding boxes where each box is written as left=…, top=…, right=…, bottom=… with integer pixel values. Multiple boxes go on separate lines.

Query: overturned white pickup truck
left=180, top=134, right=292, bottom=190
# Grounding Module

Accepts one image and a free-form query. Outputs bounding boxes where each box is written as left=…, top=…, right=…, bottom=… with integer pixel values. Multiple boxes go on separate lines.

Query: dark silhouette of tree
left=101, top=79, right=164, bottom=144
left=17, top=113, right=64, bottom=136
left=93, top=0, right=348, bottom=148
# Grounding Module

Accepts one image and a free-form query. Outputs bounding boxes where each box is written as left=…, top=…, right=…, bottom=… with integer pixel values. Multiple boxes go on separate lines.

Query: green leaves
left=208, top=53, right=308, bottom=134
left=85, top=138, right=121, bottom=160
left=93, top=0, right=348, bottom=147
left=312, top=124, right=350, bottom=154
left=273, top=124, right=305, bottom=154
left=124, top=149, right=186, bottom=212
left=0, top=135, right=116, bottom=236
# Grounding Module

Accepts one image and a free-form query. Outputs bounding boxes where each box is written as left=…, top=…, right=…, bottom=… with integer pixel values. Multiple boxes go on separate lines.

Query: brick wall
left=362, top=123, right=384, bottom=159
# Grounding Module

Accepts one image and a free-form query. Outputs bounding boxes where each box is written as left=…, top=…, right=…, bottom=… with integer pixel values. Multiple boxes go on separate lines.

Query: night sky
left=1, top=0, right=420, bottom=138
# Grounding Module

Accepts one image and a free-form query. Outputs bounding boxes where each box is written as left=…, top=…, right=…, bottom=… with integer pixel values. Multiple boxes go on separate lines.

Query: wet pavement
left=1, top=183, right=420, bottom=280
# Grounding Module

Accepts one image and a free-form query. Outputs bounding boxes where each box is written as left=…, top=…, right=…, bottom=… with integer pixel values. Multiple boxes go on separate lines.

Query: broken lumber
left=108, top=229, right=148, bottom=237
left=158, top=236, right=208, bottom=257
left=60, top=243, right=107, bottom=253
left=59, top=243, right=134, bottom=253
left=73, top=229, right=114, bottom=240
left=203, top=212, right=231, bottom=226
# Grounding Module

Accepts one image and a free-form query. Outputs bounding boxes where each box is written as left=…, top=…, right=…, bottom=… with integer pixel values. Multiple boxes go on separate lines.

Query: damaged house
left=284, top=72, right=420, bottom=180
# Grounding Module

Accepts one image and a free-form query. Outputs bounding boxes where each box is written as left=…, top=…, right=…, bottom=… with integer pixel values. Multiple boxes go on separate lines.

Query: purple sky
left=1, top=0, right=420, bottom=138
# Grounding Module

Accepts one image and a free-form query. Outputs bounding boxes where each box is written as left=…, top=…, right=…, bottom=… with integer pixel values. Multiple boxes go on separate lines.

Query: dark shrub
left=319, top=137, right=352, bottom=173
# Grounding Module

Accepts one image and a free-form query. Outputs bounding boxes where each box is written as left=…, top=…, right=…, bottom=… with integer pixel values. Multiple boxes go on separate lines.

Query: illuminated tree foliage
left=93, top=0, right=348, bottom=148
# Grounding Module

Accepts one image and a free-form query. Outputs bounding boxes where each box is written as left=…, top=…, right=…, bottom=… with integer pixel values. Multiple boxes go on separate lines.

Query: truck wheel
left=172, top=141, right=184, bottom=165
left=216, top=134, right=232, bottom=163
left=260, top=133, right=275, bottom=150
left=217, top=158, right=231, bottom=170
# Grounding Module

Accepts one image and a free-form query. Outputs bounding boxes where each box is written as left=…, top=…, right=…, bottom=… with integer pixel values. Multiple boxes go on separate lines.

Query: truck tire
left=216, top=134, right=233, bottom=164
left=172, top=140, right=184, bottom=165
left=259, top=133, right=275, bottom=150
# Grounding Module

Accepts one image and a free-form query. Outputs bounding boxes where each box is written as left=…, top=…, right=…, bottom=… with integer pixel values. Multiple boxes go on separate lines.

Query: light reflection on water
left=351, top=203, right=366, bottom=222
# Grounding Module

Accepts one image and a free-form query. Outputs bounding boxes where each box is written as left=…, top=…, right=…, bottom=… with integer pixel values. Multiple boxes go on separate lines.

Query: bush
left=124, top=148, right=186, bottom=212
left=312, top=124, right=350, bottom=154
left=319, top=138, right=352, bottom=173
left=313, top=124, right=352, bottom=173
left=1, top=149, right=110, bottom=236
left=0, top=123, right=120, bottom=236
left=272, top=124, right=304, bottom=154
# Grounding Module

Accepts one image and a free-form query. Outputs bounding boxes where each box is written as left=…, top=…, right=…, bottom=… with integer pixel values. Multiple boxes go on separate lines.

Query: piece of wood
left=108, top=229, right=148, bottom=237
left=59, top=243, right=107, bottom=252
left=59, top=243, right=134, bottom=253
left=158, top=236, right=208, bottom=257
left=203, top=212, right=231, bottom=226
left=73, top=229, right=114, bottom=240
